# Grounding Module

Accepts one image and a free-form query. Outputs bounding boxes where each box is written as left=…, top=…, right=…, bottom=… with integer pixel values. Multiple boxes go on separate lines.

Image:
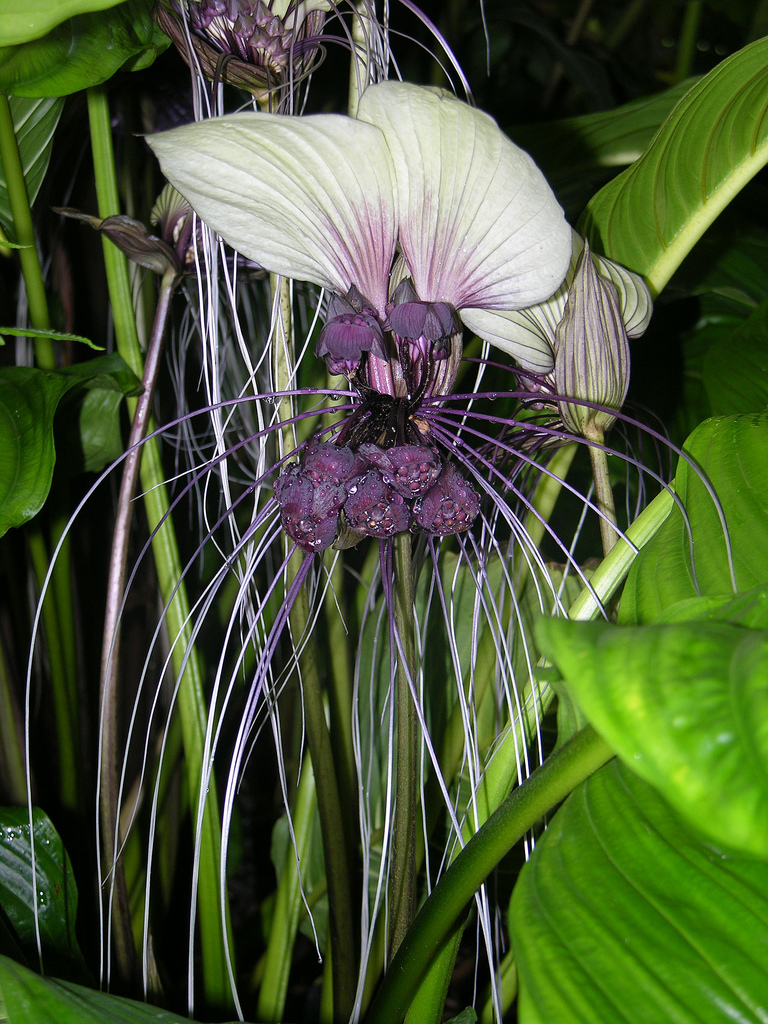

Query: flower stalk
left=87, top=86, right=233, bottom=1010
left=389, top=532, right=419, bottom=962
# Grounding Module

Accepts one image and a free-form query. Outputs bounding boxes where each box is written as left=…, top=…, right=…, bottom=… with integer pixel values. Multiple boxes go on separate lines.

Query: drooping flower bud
left=53, top=207, right=181, bottom=279
left=150, top=184, right=197, bottom=270
left=315, top=287, right=387, bottom=377
left=357, top=443, right=442, bottom=499
left=553, top=240, right=630, bottom=442
left=413, top=464, right=480, bottom=536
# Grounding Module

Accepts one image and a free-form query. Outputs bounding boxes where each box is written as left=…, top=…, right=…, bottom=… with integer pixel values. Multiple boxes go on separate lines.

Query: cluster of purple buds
left=274, top=440, right=481, bottom=553
left=155, top=0, right=327, bottom=94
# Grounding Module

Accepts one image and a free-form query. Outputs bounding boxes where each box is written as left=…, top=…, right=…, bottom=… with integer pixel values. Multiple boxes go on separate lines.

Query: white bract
left=148, top=81, right=574, bottom=373
left=467, top=230, right=654, bottom=367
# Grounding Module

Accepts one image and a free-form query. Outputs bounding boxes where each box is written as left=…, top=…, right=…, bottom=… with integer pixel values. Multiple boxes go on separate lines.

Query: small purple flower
left=414, top=464, right=480, bottom=536
left=315, top=289, right=387, bottom=377
left=358, top=443, right=442, bottom=499
left=274, top=441, right=358, bottom=551
left=343, top=469, right=412, bottom=538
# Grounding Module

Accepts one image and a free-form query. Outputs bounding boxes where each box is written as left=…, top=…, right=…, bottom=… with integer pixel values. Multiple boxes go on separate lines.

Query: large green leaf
left=0, top=0, right=168, bottom=97
left=0, top=0, right=127, bottom=46
left=582, top=37, right=768, bottom=295
left=0, top=96, right=63, bottom=240
left=537, top=616, right=768, bottom=856
left=702, top=300, right=768, bottom=415
left=510, top=760, right=768, bottom=1024
left=517, top=78, right=696, bottom=178
left=0, top=355, right=141, bottom=536
left=0, top=954, right=253, bottom=1023
left=620, top=411, right=768, bottom=622
left=0, top=808, right=86, bottom=981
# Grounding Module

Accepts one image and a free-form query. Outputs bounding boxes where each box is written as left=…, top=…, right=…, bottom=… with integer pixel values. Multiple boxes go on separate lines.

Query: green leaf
left=701, top=300, right=768, bottom=415
left=0, top=808, right=87, bottom=981
left=0, top=355, right=141, bottom=536
left=517, top=78, right=696, bottom=177
left=444, top=1010, right=478, bottom=1024
left=0, top=96, right=63, bottom=240
left=0, top=954, right=254, bottom=1023
left=76, top=389, right=125, bottom=474
left=582, top=37, right=768, bottom=295
left=0, top=367, right=69, bottom=536
left=0, top=0, right=169, bottom=97
left=537, top=616, right=768, bottom=856
left=510, top=760, right=768, bottom=1024
left=620, top=411, right=768, bottom=622
left=0, top=0, right=127, bottom=46
left=0, top=327, right=102, bottom=350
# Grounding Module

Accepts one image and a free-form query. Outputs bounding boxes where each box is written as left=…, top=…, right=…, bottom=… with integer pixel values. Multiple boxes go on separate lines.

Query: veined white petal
left=592, top=250, right=653, bottom=338
left=465, top=233, right=654, bottom=371
left=357, top=82, right=572, bottom=312
left=459, top=307, right=556, bottom=374
left=148, top=112, right=397, bottom=312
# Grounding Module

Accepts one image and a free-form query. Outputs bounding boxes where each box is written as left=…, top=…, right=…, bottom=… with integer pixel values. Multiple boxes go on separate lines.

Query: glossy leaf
left=620, top=411, right=768, bottom=622
left=0, top=809, right=86, bottom=980
left=0, top=0, right=127, bottom=46
left=582, top=37, right=768, bottom=295
left=510, top=760, right=768, bottom=1024
left=0, top=0, right=168, bottom=97
left=516, top=78, right=697, bottom=177
left=537, top=616, right=768, bottom=856
left=0, top=96, right=63, bottom=240
left=0, top=355, right=141, bottom=536
left=702, top=300, right=768, bottom=415
left=0, top=954, right=252, bottom=1023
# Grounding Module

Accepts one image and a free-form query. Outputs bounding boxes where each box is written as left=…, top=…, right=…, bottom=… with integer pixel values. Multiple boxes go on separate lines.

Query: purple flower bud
left=343, top=469, right=412, bottom=538
left=554, top=240, right=630, bottom=441
left=302, top=440, right=357, bottom=489
left=357, top=443, right=442, bottom=498
left=414, top=464, right=480, bottom=536
left=273, top=440, right=358, bottom=552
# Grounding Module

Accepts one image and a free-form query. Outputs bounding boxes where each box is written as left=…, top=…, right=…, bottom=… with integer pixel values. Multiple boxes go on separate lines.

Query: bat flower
left=148, top=81, right=573, bottom=548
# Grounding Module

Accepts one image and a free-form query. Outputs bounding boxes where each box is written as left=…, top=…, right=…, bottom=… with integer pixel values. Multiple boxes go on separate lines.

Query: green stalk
left=291, top=576, right=358, bottom=1023
left=99, top=267, right=179, bottom=982
left=257, top=756, right=316, bottom=1021
left=0, top=614, right=27, bottom=804
left=674, top=0, right=702, bottom=84
left=587, top=432, right=620, bottom=557
left=324, top=551, right=357, bottom=865
left=26, top=528, right=79, bottom=810
left=389, top=534, right=419, bottom=962
left=87, top=86, right=233, bottom=1011
left=0, top=92, right=81, bottom=811
left=365, top=725, right=614, bottom=1024
left=0, top=94, right=55, bottom=370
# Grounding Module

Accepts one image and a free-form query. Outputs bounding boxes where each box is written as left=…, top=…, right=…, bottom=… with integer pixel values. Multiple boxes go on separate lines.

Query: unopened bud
left=554, top=240, right=630, bottom=441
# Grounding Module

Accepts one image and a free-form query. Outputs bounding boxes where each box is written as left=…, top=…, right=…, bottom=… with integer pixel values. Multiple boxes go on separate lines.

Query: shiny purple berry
left=343, top=469, right=411, bottom=538
left=358, top=443, right=442, bottom=499
left=414, top=464, right=480, bottom=536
